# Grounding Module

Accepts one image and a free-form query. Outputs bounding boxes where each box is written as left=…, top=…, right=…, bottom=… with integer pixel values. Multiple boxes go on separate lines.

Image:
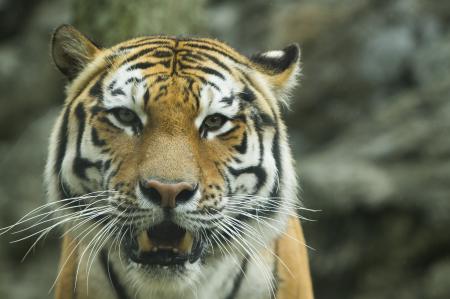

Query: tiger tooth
left=137, top=231, right=154, bottom=252
left=178, top=232, right=194, bottom=254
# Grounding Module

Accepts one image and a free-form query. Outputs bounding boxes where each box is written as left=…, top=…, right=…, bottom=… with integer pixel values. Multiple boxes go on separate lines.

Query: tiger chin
left=46, top=24, right=314, bottom=299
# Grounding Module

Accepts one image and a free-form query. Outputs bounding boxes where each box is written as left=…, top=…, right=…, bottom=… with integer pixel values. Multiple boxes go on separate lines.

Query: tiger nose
left=139, top=179, right=197, bottom=208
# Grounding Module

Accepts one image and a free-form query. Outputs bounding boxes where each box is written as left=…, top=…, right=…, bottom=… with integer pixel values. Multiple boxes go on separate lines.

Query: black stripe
left=118, top=40, right=172, bottom=51
left=126, top=62, right=156, bottom=71
left=73, top=103, right=102, bottom=179
left=90, top=105, right=104, bottom=116
left=268, top=126, right=282, bottom=206
left=105, top=161, right=122, bottom=187
left=259, top=112, right=276, bottom=127
left=108, top=80, right=117, bottom=91
left=238, top=127, right=282, bottom=220
left=111, top=88, right=125, bottom=96
left=90, top=73, right=105, bottom=100
left=196, top=51, right=232, bottom=72
left=225, top=255, right=249, bottom=299
left=179, top=51, right=205, bottom=62
left=103, top=159, right=112, bottom=172
left=178, top=72, right=220, bottom=91
left=54, top=105, right=70, bottom=177
left=228, top=165, right=267, bottom=194
left=124, top=47, right=161, bottom=63
left=98, top=116, right=122, bottom=131
left=239, top=85, right=256, bottom=102
left=153, top=50, right=173, bottom=58
left=125, top=77, right=145, bottom=85
left=182, top=42, right=246, bottom=65
left=153, top=85, right=168, bottom=102
left=74, top=103, right=85, bottom=155
left=185, top=66, right=225, bottom=80
left=179, top=56, right=200, bottom=65
left=143, top=88, right=150, bottom=106
left=233, top=132, right=248, bottom=154
left=219, top=95, right=234, bottom=106
left=100, top=250, right=129, bottom=299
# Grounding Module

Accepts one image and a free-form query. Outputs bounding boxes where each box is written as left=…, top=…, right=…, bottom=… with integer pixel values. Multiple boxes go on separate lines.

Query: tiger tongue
left=137, top=222, right=194, bottom=254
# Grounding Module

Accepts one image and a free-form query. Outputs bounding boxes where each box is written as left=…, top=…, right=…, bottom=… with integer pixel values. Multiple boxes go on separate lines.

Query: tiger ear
left=250, top=44, right=301, bottom=98
left=51, top=24, right=100, bottom=80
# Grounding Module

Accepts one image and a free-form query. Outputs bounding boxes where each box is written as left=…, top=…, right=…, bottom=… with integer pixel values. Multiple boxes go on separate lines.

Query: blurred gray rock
left=0, top=0, right=70, bottom=141
left=261, top=0, right=450, bottom=298
left=0, top=1, right=70, bottom=298
left=425, top=259, right=450, bottom=299
left=0, top=109, right=59, bottom=299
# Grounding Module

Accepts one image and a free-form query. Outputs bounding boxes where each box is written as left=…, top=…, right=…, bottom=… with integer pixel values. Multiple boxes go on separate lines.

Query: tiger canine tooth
left=137, top=231, right=154, bottom=252
left=178, top=232, right=194, bottom=253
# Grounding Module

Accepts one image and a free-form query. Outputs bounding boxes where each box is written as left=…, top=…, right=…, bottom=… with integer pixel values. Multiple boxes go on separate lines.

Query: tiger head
left=46, top=25, right=300, bottom=291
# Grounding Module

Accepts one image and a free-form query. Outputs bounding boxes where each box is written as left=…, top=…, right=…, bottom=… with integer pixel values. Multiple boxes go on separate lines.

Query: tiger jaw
left=124, top=221, right=205, bottom=268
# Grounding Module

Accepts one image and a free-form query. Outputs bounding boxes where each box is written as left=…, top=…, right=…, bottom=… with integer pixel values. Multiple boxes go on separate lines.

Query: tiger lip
left=126, top=221, right=204, bottom=266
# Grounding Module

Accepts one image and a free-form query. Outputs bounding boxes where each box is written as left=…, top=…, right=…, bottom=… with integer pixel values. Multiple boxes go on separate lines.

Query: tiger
left=46, top=24, right=314, bottom=299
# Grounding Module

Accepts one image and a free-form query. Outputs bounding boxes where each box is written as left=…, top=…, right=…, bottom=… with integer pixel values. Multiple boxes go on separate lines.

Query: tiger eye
left=117, top=109, right=136, bottom=123
left=112, top=108, right=138, bottom=125
left=204, top=114, right=227, bottom=131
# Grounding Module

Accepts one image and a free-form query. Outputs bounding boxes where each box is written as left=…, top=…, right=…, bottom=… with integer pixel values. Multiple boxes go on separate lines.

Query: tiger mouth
left=125, top=221, right=204, bottom=266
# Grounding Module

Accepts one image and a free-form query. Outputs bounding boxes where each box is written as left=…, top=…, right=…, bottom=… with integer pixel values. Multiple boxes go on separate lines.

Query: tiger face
left=46, top=25, right=300, bottom=294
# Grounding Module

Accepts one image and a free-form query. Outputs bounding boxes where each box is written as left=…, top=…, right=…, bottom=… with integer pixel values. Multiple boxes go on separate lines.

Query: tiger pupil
left=118, top=109, right=135, bottom=123
left=205, top=115, right=223, bottom=129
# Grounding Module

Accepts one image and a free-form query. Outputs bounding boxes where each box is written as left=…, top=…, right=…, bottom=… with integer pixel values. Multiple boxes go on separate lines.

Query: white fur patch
left=262, top=50, right=285, bottom=58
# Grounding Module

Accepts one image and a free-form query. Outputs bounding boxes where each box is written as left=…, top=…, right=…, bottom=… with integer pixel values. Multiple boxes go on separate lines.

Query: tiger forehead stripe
left=96, top=44, right=248, bottom=114
left=113, top=37, right=251, bottom=71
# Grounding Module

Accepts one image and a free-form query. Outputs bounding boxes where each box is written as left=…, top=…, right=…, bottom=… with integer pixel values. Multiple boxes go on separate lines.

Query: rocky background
left=0, top=0, right=449, bottom=298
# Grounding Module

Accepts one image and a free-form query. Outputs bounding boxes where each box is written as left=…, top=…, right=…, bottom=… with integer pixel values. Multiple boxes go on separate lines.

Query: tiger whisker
left=21, top=207, right=117, bottom=263
left=72, top=216, right=114, bottom=292
left=11, top=207, right=114, bottom=244
left=213, top=219, right=275, bottom=297
left=223, top=206, right=315, bottom=251
left=227, top=194, right=320, bottom=212
left=228, top=193, right=318, bottom=209
left=207, top=221, right=251, bottom=285
left=220, top=214, right=297, bottom=279
left=0, top=191, right=116, bottom=235
left=11, top=204, right=113, bottom=235
left=54, top=217, right=112, bottom=294
left=86, top=207, right=128, bottom=279
left=85, top=219, right=121, bottom=291
left=225, top=198, right=318, bottom=222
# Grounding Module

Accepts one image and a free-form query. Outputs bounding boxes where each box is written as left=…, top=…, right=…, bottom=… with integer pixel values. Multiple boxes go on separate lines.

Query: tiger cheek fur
left=46, top=24, right=313, bottom=299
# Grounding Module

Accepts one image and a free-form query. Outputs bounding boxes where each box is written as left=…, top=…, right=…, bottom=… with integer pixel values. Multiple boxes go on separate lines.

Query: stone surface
left=0, top=110, right=60, bottom=298
left=73, top=0, right=207, bottom=45
left=262, top=0, right=450, bottom=298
